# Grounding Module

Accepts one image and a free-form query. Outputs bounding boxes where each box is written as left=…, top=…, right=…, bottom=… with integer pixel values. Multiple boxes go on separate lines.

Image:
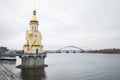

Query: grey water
left=1, top=53, right=120, bottom=80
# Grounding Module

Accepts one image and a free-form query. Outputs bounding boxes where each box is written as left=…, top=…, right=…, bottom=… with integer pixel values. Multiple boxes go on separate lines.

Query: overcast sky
left=0, top=0, right=120, bottom=50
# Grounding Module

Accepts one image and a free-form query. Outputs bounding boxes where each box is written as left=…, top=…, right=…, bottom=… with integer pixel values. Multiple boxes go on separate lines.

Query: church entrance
left=36, top=49, right=38, bottom=55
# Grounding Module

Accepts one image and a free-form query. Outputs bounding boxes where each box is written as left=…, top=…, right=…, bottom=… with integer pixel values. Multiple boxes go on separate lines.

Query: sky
left=0, top=0, right=120, bottom=50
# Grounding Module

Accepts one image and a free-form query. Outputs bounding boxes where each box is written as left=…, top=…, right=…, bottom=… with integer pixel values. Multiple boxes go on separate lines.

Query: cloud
left=0, top=0, right=120, bottom=50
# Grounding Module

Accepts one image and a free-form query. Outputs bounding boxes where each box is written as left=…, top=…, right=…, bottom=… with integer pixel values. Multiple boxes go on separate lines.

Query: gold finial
left=33, top=6, right=36, bottom=15
left=30, top=7, right=38, bottom=22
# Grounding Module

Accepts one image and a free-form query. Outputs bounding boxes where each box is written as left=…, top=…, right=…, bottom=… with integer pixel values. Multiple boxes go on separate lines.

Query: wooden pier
left=0, top=64, right=21, bottom=80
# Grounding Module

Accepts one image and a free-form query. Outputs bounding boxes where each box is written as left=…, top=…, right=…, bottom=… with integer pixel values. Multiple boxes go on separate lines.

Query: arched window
left=27, top=48, right=29, bottom=51
left=73, top=51, right=76, bottom=53
left=66, top=51, right=69, bottom=53
left=32, top=26, right=33, bottom=30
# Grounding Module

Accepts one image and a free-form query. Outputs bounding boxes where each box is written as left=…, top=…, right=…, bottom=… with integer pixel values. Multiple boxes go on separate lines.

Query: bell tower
left=30, top=8, right=39, bottom=31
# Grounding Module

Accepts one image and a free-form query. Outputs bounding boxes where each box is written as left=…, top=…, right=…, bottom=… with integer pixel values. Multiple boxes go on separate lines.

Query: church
left=23, top=8, right=43, bottom=54
left=17, top=8, right=47, bottom=68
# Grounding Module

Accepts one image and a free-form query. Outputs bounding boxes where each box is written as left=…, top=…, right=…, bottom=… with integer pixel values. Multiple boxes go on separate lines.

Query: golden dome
left=31, top=15, right=38, bottom=22
left=30, top=8, right=38, bottom=22
left=32, top=39, right=39, bottom=46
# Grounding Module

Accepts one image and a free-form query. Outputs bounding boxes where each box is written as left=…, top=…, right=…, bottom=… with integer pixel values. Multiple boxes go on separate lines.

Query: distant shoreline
left=86, top=48, right=120, bottom=54
left=0, top=46, right=120, bottom=55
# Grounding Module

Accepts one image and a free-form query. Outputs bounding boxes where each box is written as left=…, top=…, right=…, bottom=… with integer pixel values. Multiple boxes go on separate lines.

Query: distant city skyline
left=0, top=0, right=120, bottom=50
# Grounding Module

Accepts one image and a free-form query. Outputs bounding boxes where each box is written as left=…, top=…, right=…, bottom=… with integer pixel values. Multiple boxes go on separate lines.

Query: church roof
left=24, top=40, right=29, bottom=46
left=28, top=30, right=33, bottom=37
left=32, top=39, right=39, bottom=46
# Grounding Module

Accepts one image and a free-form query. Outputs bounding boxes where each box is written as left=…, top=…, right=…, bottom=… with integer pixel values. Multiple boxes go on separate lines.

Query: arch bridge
left=56, top=46, right=85, bottom=53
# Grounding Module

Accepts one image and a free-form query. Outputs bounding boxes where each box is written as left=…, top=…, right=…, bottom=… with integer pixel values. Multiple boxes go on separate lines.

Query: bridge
left=56, top=46, right=85, bottom=53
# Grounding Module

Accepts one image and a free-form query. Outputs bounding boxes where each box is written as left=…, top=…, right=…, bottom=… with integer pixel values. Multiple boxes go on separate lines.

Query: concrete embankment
left=0, top=64, right=21, bottom=80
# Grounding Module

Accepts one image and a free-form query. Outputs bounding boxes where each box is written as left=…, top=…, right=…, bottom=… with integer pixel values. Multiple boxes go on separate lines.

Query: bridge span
left=56, top=46, right=85, bottom=53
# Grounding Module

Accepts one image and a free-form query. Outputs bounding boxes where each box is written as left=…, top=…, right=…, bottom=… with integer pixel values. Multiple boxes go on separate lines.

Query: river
left=0, top=53, right=120, bottom=80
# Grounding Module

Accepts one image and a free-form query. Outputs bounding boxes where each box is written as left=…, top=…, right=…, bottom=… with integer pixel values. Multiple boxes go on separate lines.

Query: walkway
left=0, top=64, right=20, bottom=80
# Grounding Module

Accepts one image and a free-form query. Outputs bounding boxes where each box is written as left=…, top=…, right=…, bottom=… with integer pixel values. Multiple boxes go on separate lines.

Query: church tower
left=23, top=8, right=43, bottom=54
left=17, top=8, right=47, bottom=68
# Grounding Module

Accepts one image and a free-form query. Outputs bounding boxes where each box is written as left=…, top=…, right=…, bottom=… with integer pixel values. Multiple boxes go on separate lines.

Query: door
left=36, top=49, right=38, bottom=55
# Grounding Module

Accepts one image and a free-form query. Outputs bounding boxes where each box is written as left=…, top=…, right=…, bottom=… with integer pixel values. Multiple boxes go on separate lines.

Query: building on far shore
left=0, top=46, right=9, bottom=55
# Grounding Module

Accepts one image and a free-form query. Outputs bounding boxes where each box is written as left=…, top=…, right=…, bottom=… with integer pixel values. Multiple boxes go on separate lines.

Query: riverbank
left=86, top=48, right=120, bottom=54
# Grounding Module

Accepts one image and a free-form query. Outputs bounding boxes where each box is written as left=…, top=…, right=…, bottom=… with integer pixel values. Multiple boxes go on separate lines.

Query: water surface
left=1, top=53, right=120, bottom=80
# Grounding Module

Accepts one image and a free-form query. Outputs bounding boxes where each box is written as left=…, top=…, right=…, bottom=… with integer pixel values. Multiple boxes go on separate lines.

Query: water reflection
left=21, top=68, right=46, bottom=80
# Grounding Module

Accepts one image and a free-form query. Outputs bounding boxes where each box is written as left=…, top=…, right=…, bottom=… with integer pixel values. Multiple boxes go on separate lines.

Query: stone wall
left=18, top=53, right=47, bottom=68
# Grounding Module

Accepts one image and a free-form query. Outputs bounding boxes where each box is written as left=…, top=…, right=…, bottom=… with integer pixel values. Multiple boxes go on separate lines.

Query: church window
left=35, top=35, right=37, bottom=37
left=27, top=48, right=29, bottom=51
